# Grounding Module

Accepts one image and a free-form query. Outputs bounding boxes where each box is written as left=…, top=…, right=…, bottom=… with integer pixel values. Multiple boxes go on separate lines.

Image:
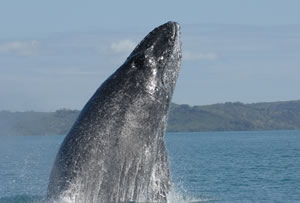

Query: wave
left=0, top=194, right=44, bottom=203
left=0, top=193, right=213, bottom=203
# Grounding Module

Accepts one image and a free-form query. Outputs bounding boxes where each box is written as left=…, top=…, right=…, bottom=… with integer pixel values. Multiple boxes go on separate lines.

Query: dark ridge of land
left=0, top=109, right=79, bottom=136
left=1, top=100, right=300, bottom=135
left=167, top=100, right=300, bottom=132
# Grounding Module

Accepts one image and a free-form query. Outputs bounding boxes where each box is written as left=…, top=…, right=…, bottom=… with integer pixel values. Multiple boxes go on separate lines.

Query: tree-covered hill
left=167, top=100, right=300, bottom=132
left=1, top=100, right=300, bottom=135
left=0, top=109, right=79, bottom=136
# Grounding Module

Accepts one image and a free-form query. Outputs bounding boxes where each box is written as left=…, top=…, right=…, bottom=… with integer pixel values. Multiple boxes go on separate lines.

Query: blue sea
left=1, top=131, right=300, bottom=202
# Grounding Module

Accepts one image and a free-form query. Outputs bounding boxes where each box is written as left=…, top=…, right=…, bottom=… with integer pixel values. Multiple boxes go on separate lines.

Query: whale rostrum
left=47, top=21, right=182, bottom=203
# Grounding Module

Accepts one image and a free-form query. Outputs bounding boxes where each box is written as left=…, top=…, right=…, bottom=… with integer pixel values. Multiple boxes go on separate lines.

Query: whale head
left=108, top=21, right=182, bottom=104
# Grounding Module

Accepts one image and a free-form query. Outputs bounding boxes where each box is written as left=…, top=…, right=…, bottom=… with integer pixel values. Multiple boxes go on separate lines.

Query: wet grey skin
left=47, top=21, right=182, bottom=203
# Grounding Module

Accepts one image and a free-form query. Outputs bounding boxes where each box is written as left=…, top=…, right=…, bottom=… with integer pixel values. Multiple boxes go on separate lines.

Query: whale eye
left=131, top=53, right=146, bottom=69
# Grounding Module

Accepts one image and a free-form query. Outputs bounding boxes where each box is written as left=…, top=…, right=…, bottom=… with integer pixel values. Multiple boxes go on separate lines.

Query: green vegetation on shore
left=168, top=100, right=300, bottom=132
left=1, top=100, right=300, bottom=135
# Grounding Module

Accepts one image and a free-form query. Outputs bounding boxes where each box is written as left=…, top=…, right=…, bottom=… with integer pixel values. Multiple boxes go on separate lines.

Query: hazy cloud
left=0, top=40, right=40, bottom=56
left=183, top=51, right=217, bottom=61
left=111, top=40, right=136, bottom=54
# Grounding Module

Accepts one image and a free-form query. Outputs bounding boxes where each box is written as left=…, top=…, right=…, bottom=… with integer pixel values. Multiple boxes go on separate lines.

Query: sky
left=1, top=0, right=300, bottom=111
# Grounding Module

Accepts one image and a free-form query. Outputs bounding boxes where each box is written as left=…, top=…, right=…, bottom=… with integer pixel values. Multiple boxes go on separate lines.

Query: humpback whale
left=47, top=21, right=182, bottom=203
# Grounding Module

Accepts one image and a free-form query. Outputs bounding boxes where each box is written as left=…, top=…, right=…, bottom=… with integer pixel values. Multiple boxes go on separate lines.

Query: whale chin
left=47, top=21, right=182, bottom=203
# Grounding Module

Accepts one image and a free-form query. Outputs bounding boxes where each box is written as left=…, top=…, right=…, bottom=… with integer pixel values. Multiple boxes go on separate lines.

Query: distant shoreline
left=2, top=129, right=300, bottom=137
left=1, top=100, right=300, bottom=136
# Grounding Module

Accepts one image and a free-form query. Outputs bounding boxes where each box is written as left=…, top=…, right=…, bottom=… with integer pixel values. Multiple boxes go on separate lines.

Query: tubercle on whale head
left=122, top=21, right=182, bottom=100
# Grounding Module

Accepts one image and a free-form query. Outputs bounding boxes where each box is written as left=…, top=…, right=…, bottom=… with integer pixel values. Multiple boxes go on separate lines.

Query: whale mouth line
left=161, top=23, right=180, bottom=90
left=161, top=34, right=177, bottom=87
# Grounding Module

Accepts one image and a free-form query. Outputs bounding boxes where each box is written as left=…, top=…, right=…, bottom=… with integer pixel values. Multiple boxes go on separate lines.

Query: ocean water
left=0, top=131, right=300, bottom=202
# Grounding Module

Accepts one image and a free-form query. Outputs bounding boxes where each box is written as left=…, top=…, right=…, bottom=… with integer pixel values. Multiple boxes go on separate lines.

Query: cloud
left=183, top=51, right=217, bottom=61
left=0, top=40, right=40, bottom=56
left=111, top=40, right=136, bottom=54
